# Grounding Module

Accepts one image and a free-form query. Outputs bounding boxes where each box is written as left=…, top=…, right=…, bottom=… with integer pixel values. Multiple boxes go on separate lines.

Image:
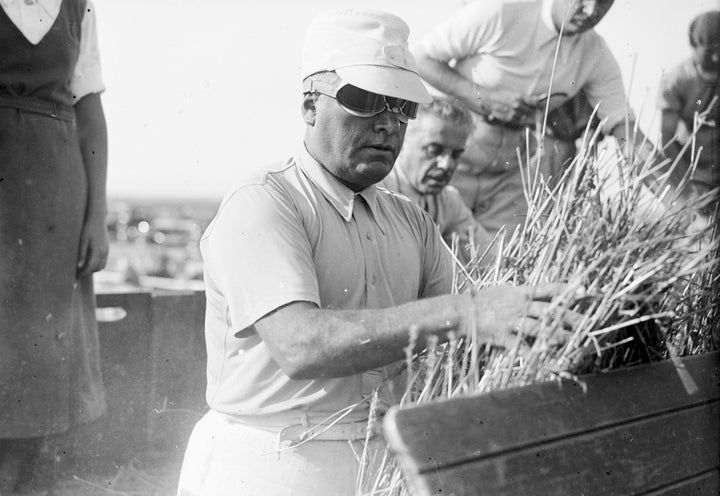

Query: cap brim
left=336, top=65, right=432, bottom=104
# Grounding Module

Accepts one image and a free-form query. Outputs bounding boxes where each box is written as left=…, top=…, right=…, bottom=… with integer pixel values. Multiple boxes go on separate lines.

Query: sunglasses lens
left=336, top=84, right=418, bottom=120
left=336, top=85, right=386, bottom=116
left=387, top=98, right=419, bottom=120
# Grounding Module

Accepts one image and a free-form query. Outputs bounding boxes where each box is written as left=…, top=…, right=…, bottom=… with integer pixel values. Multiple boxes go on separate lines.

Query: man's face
left=692, top=44, right=720, bottom=74
left=396, top=114, right=471, bottom=196
left=551, top=0, right=615, bottom=35
left=304, top=91, right=407, bottom=192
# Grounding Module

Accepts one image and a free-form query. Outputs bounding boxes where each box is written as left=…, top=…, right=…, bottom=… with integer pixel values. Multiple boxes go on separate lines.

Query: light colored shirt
left=200, top=145, right=453, bottom=427
left=658, top=58, right=719, bottom=181
left=0, top=0, right=104, bottom=100
left=420, top=0, right=630, bottom=133
left=380, top=167, right=494, bottom=262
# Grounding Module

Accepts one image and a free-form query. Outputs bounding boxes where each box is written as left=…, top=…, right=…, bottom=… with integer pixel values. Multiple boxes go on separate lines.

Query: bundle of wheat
left=355, top=124, right=719, bottom=495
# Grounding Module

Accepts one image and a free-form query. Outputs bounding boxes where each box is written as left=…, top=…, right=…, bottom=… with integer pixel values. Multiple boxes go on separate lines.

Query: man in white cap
left=176, top=8, right=576, bottom=496
left=380, top=94, right=494, bottom=264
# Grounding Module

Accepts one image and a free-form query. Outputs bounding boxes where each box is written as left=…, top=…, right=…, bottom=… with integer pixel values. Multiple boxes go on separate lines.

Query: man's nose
left=582, top=1, right=597, bottom=17
left=374, top=109, right=404, bottom=132
left=436, top=154, right=454, bottom=172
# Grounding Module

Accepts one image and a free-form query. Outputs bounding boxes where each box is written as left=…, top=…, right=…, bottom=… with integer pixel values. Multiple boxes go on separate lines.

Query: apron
left=0, top=0, right=105, bottom=438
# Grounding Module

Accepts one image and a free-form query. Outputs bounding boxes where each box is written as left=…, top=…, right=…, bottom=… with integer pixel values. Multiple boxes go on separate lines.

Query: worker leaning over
left=414, top=0, right=685, bottom=239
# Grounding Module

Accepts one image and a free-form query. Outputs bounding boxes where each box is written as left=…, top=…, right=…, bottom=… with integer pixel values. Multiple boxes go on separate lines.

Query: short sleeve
left=70, top=0, right=105, bottom=101
left=657, top=64, right=685, bottom=113
left=420, top=0, right=504, bottom=63
left=582, top=35, right=633, bottom=133
left=202, top=183, right=321, bottom=335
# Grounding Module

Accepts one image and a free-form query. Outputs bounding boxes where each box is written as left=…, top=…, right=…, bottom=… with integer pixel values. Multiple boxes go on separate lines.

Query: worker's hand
left=471, top=283, right=581, bottom=348
left=76, top=213, right=110, bottom=279
left=483, top=97, right=536, bottom=128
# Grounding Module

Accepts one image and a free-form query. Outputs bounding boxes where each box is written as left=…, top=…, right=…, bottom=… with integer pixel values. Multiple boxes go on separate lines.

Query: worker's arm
left=610, top=120, right=692, bottom=202
left=659, top=108, right=686, bottom=166
left=413, top=47, right=535, bottom=125
left=254, top=283, right=572, bottom=380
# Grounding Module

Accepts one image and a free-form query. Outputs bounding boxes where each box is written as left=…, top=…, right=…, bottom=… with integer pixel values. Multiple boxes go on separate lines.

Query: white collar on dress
left=0, top=0, right=62, bottom=44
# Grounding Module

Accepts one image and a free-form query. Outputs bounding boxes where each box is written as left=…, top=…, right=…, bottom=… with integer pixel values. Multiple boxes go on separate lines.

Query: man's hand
left=472, top=283, right=581, bottom=348
left=480, top=96, right=536, bottom=128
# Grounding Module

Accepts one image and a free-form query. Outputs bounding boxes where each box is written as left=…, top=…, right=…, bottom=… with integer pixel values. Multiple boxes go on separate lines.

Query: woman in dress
left=0, top=0, right=109, bottom=492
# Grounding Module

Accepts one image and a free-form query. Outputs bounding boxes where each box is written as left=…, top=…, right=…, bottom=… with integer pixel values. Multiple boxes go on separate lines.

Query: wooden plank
left=408, top=402, right=719, bottom=496
left=147, top=290, right=207, bottom=453
left=645, top=469, right=720, bottom=496
left=384, top=352, right=720, bottom=496
left=385, top=352, right=719, bottom=474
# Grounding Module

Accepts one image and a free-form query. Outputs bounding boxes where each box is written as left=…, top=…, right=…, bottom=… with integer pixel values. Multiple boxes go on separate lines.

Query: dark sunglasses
left=306, top=79, right=419, bottom=123
left=335, top=84, right=419, bottom=122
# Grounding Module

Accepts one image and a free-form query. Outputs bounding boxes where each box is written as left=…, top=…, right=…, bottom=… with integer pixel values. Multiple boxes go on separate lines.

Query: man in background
left=414, top=0, right=671, bottom=238
left=658, top=9, right=719, bottom=209
left=381, top=95, right=494, bottom=264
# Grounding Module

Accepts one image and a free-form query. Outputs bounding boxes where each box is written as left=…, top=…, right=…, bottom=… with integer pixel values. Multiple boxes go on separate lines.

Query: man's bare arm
left=254, top=284, right=574, bottom=380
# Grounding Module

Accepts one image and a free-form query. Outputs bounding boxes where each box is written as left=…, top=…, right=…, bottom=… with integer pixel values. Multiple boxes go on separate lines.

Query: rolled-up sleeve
left=420, top=0, right=503, bottom=62
left=71, top=0, right=105, bottom=101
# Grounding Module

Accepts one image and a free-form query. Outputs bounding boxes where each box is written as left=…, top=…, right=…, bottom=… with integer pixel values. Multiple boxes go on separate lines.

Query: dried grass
left=353, top=119, right=719, bottom=495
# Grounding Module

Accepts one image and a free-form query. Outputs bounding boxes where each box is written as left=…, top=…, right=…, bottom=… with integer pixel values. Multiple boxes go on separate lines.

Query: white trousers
left=176, top=410, right=384, bottom=496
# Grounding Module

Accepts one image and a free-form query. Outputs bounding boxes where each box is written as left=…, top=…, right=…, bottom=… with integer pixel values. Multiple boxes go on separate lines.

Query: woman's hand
left=76, top=213, right=109, bottom=279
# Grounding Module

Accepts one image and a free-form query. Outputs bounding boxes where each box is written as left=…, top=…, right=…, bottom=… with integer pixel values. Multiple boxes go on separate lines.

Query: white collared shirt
left=421, top=0, right=630, bottom=132
left=200, top=144, right=452, bottom=426
left=1, top=0, right=104, bottom=100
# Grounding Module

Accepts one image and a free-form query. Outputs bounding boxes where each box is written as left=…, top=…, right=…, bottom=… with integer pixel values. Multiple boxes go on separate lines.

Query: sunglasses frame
left=304, top=78, right=418, bottom=123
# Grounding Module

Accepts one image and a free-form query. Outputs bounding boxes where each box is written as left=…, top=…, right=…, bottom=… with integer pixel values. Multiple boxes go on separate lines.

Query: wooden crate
left=384, top=351, right=720, bottom=496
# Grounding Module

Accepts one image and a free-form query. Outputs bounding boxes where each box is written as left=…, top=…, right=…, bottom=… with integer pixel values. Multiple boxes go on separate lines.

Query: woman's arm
left=75, top=92, right=109, bottom=278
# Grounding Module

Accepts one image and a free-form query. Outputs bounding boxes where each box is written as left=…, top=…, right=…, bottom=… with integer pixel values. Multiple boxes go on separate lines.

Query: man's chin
left=423, top=184, right=445, bottom=195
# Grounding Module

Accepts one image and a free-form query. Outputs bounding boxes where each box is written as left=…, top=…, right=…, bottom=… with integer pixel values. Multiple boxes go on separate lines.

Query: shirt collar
left=540, top=0, right=561, bottom=39
left=296, top=144, right=386, bottom=233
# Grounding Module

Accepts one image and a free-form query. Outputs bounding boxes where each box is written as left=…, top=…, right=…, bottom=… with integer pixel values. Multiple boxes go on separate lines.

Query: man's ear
left=301, top=93, right=317, bottom=125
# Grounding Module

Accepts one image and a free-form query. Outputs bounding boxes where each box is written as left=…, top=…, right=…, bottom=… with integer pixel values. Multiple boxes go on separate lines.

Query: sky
left=94, top=0, right=720, bottom=201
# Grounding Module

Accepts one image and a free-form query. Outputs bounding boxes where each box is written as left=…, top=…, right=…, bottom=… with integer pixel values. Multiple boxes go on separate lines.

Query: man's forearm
left=254, top=294, right=472, bottom=380
left=414, top=51, right=489, bottom=116
left=612, top=122, right=692, bottom=202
